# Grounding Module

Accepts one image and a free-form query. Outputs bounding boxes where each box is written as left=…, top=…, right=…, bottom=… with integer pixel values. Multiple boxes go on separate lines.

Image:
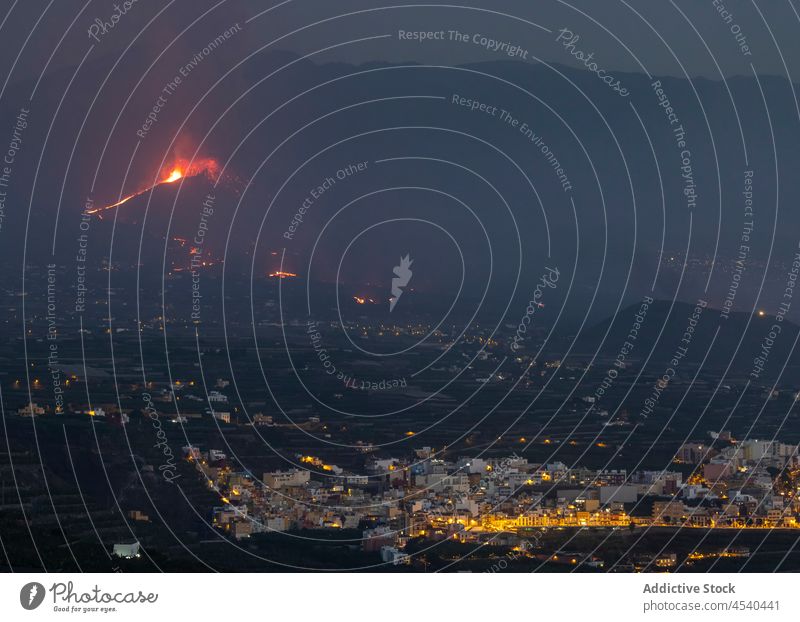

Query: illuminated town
left=189, top=432, right=800, bottom=569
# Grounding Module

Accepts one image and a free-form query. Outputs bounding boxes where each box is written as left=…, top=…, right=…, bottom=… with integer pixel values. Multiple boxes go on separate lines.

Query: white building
left=213, top=411, right=231, bottom=424
left=380, top=546, right=410, bottom=565
left=263, top=469, right=310, bottom=489
left=18, top=403, right=45, bottom=417
left=208, top=391, right=228, bottom=403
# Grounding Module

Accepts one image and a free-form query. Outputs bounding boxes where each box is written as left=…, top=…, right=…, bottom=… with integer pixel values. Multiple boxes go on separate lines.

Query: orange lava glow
left=269, top=271, right=297, bottom=279
left=88, top=157, right=221, bottom=215
left=353, top=296, right=366, bottom=304
left=164, top=169, right=183, bottom=183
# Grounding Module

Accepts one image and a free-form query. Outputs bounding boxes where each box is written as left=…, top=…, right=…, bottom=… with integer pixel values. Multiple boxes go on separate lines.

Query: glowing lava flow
left=163, top=169, right=183, bottom=183
left=88, top=168, right=183, bottom=214
left=88, top=158, right=220, bottom=215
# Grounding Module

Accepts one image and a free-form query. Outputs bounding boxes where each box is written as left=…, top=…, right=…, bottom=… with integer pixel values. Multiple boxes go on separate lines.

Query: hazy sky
left=2, top=0, right=799, bottom=84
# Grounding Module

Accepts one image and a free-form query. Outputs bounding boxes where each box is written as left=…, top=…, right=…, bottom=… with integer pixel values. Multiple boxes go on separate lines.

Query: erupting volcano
left=88, top=157, right=221, bottom=215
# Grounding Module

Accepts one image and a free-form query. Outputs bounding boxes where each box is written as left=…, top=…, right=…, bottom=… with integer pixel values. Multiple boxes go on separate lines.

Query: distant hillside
left=565, top=300, right=799, bottom=381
